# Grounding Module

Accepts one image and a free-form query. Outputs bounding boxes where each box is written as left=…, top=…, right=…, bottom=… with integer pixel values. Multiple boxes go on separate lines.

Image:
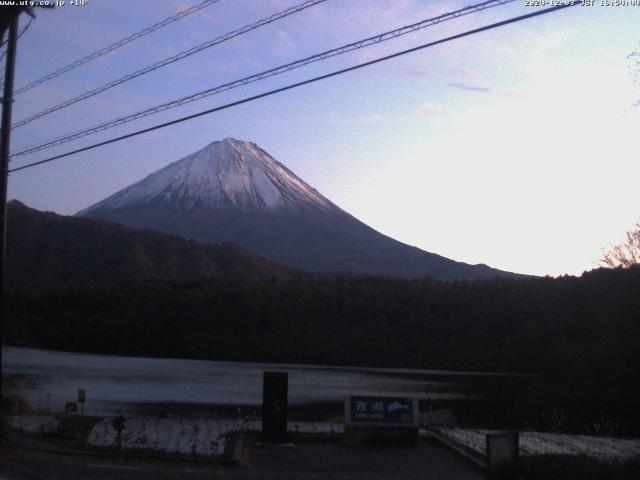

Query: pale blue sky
left=5, top=0, right=640, bottom=276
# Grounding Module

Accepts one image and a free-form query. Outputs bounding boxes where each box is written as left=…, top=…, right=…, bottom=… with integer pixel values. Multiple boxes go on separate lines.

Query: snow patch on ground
left=5, top=415, right=60, bottom=434
left=86, top=416, right=344, bottom=458
left=440, top=428, right=640, bottom=461
left=87, top=417, right=235, bottom=457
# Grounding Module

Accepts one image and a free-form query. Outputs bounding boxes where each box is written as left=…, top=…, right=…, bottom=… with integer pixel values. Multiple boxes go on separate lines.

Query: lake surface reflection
left=3, top=347, right=505, bottom=417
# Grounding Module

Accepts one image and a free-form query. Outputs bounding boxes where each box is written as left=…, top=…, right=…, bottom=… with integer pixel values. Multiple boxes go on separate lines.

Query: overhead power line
left=12, top=0, right=515, bottom=157
left=0, top=19, right=32, bottom=81
left=0, top=17, right=31, bottom=51
left=8, top=3, right=577, bottom=174
left=12, top=0, right=224, bottom=96
left=11, top=0, right=326, bottom=129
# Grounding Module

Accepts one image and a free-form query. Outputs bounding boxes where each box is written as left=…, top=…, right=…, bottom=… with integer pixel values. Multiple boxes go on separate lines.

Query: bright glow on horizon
left=6, top=0, right=640, bottom=277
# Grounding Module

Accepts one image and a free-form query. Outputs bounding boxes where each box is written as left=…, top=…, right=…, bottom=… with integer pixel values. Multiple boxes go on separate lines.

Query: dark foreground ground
left=0, top=439, right=483, bottom=480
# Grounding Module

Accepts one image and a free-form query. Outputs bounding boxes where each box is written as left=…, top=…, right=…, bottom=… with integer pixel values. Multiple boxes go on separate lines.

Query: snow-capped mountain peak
left=77, top=138, right=522, bottom=280
left=78, top=138, right=335, bottom=214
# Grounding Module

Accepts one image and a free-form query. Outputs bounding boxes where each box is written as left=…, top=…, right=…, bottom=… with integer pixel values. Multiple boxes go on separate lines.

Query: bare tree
left=599, top=222, right=640, bottom=268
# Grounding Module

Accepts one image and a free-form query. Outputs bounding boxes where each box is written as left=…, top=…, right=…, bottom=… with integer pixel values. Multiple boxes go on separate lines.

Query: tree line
left=4, top=266, right=640, bottom=434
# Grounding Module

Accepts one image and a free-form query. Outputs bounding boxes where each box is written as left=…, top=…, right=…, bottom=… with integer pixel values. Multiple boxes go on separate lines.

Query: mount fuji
left=78, top=138, right=520, bottom=280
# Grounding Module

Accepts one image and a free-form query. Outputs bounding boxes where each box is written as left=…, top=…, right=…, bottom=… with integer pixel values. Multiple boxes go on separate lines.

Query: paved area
left=1, top=440, right=483, bottom=480
left=244, top=441, right=484, bottom=479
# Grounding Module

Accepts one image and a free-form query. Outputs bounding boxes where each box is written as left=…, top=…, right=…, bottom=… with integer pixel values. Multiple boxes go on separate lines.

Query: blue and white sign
left=345, top=395, right=419, bottom=427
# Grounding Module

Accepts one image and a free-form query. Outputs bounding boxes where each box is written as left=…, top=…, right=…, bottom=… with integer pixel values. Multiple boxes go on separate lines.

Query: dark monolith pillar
left=262, top=371, right=288, bottom=443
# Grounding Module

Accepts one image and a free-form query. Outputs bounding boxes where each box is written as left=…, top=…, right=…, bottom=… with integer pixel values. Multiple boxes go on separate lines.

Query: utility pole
left=1, top=8, right=21, bottom=443
left=0, top=6, right=51, bottom=444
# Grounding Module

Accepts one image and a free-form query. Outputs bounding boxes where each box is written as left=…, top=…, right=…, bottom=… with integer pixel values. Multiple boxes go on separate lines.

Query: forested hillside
left=5, top=200, right=295, bottom=290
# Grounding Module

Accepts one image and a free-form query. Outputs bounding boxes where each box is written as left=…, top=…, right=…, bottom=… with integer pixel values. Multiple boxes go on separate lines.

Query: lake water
left=2, top=347, right=513, bottom=417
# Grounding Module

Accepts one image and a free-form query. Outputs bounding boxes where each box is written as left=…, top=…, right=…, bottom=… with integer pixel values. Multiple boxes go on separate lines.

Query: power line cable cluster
left=8, top=3, right=577, bottom=174
left=12, top=0, right=223, bottom=96
left=11, top=0, right=515, bottom=157
left=11, top=0, right=326, bottom=129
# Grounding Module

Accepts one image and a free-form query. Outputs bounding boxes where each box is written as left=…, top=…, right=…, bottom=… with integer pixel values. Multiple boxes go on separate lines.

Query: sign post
left=344, top=395, right=419, bottom=446
left=77, top=388, right=86, bottom=415
left=262, top=371, right=288, bottom=443
left=112, top=415, right=125, bottom=451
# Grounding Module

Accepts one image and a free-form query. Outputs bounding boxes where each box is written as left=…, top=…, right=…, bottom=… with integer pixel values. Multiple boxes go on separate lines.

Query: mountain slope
left=6, top=200, right=294, bottom=291
left=78, top=138, right=522, bottom=280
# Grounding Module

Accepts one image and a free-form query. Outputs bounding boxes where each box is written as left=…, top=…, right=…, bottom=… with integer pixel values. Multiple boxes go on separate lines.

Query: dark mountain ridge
left=5, top=200, right=295, bottom=291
